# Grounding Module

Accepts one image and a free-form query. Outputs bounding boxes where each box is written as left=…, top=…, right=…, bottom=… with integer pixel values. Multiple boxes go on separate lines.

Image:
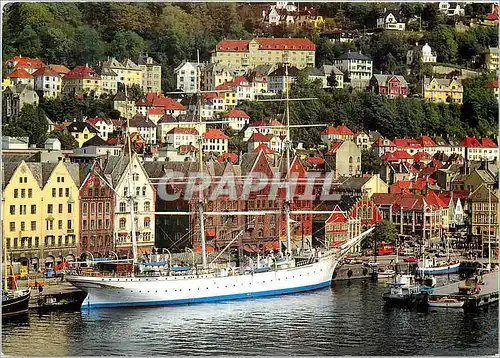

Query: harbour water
left=2, top=277, right=498, bottom=356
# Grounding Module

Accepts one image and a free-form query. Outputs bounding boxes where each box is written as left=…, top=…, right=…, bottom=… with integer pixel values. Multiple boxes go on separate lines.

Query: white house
left=247, top=132, right=271, bottom=152
left=333, top=51, right=373, bottom=89
left=128, top=113, right=157, bottom=145
left=157, top=114, right=206, bottom=145
left=377, top=11, right=406, bottom=31
left=318, top=64, right=344, bottom=89
left=108, top=154, right=155, bottom=254
left=203, top=129, right=229, bottom=154
left=97, top=67, right=119, bottom=95
left=7, top=69, right=34, bottom=87
left=223, top=109, right=250, bottom=131
left=165, top=127, right=199, bottom=150
left=439, top=2, right=465, bottom=16
left=268, top=65, right=300, bottom=94
left=174, top=61, right=200, bottom=93
left=354, top=131, right=371, bottom=150
left=87, top=117, right=114, bottom=141
left=32, top=66, right=61, bottom=98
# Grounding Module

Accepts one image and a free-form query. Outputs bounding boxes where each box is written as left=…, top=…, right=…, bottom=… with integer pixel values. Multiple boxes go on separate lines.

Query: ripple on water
left=2, top=277, right=498, bottom=356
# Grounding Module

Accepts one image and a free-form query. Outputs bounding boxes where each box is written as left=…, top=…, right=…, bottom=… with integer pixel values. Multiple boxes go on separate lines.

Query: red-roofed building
left=372, top=191, right=445, bottom=239
left=135, top=92, right=187, bottom=118
left=462, top=136, right=498, bottom=161
left=62, top=65, right=102, bottom=97
left=247, top=132, right=270, bottom=152
left=166, top=127, right=199, bottom=151
left=32, top=66, right=62, bottom=98
left=203, top=129, right=229, bottom=153
left=372, top=137, right=396, bottom=156
left=252, top=143, right=274, bottom=154
left=325, top=141, right=361, bottom=178
left=392, top=137, right=422, bottom=155
left=224, top=109, right=250, bottom=131
left=86, top=117, right=114, bottom=141
left=217, top=152, right=238, bottom=164
left=147, top=107, right=165, bottom=124
left=413, top=151, right=434, bottom=163
left=244, top=119, right=287, bottom=141
left=211, top=37, right=315, bottom=72
left=382, top=150, right=414, bottom=163
left=321, top=124, right=354, bottom=144
left=7, top=68, right=34, bottom=87
left=484, top=79, right=499, bottom=100
left=6, top=56, right=45, bottom=74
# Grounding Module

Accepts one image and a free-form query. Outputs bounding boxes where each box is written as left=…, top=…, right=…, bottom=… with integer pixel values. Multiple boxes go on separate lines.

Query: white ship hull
left=428, top=300, right=464, bottom=308
left=67, top=254, right=338, bottom=309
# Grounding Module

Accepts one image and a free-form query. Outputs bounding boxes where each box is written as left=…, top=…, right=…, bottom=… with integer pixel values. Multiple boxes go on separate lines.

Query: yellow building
left=423, top=77, right=463, bottom=104
left=62, top=65, right=102, bottom=97
left=469, top=184, right=498, bottom=258
left=211, top=37, right=316, bottom=73
left=2, top=161, right=80, bottom=271
left=295, top=15, right=324, bottom=29
left=102, top=58, right=143, bottom=88
left=483, top=47, right=498, bottom=71
left=65, top=122, right=99, bottom=147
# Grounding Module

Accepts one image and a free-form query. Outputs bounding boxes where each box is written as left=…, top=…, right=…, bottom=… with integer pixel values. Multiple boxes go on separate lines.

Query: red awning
left=207, top=230, right=216, bottom=237
left=144, top=217, right=150, bottom=222
left=272, top=241, right=280, bottom=250
left=243, top=245, right=253, bottom=253
left=118, top=232, right=128, bottom=236
left=194, top=246, right=215, bottom=252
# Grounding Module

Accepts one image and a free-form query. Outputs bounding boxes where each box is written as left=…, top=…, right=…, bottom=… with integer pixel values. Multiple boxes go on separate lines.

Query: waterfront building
left=137, top=55, right=162, bottom=93
left=211, top=37, right=316, bottom=74
left=104, top=154, right=155, bottom=257
left=468, top=184, right=498, bottom=258
left=2, top=160, right=81, bottom=271
left=79, top=160, right=115, bottom=258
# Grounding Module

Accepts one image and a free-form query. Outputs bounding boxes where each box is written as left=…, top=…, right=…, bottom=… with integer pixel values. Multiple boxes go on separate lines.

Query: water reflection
left=2, top=278, right=498, bottom=356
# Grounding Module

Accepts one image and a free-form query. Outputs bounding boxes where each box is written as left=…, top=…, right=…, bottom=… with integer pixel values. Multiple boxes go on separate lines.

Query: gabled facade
left=8, top=68, right=34, bottom=87
left=422, top=77, right=463, bottom=104
left=321, top=124, right=354, bottom=144
left=174, top=61, right=200, bottom=93
left=79, top=161, right=115, bottom=257
left=369, top=74, right=408, bottom=98
left=333, top=51, right=373, bottom=89
left=32, top=66, right=62, bottom=98
left=223, top=109, right=250, bottom=131
left=5, top=56, right=45, bottom=74
left=468, top=184, right=498, bottom=258
left=66, top=122, right=99, bottom=148
left=376, top=11, right=406, bottom=31
left=62, top=65, right=102, bottom=97
left=203, top=129, right=229, bottom=154
left=87, top=117, right=114, bottom=141
left=2, top=85, right=39, bottom=121
left=325, top=141, right=362, bottom=178
left=407, top=43, right=437, bottom=65
left=105, top=154, right=155, bottom=256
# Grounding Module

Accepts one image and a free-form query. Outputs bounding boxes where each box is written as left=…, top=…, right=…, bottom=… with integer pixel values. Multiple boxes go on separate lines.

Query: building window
left=46, top=220, right=53, bottom=230
left=9, top=205, right=15, bottom=215
left=14, top=189, right=18, bottom=198
left=90, top=220, right=95, bottom=229
left=48, top=204, right=53, bottom=214
left=68, top=204, right=72, bottom=213
left=98, top=219, right=102, bottom=229
left=59, top=204, right=63, bottom=213
left=119, top=218, right=126, bottom=229
left=133, top=202, right=138, bottom=212
left=144, top=202, right=150, bottom=211
left=59, top=188, right=63, bottom=197
left=91, top=203, right=95, bottom=214
left=98, top=203, right=103, bottom=213
left=28, top=189, right=32, bottom=198
left=31, top=221, right=36, bottom=231
left=58, top=220, right=63, bottom=229
left=142, top=186, right=146, bottom=196
left=58, top=236, right=62, bottom=246
left=20, top=221, right=25, bottom=231
left=105, top=219, right=110, bottom=229
left=83, top=220, right=88, bottom=229
left=21, top=189, right=25, bottom=198
left=120, top=202, right=127, bottom=212
left=68, top=220, right=72, bottom=230
left=52, top=188, right=56, bottom=197
left=66, top=188, right=70, bottom=197
left=105, top=203, right=110, bottom=214
left=101, top=188, right=106, bottom=196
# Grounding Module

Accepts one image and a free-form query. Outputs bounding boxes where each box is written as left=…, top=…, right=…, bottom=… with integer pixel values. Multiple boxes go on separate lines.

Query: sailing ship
left=66, top=63, right=373, bottom=309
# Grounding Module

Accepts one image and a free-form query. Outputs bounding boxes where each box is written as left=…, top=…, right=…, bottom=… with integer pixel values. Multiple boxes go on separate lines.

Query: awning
left=207, top=230, right=216, bottom=237
left=194, top=246, right=215, bottom=252
left=118, top=232, right=128, bottom=236
left=144, top=217, right=151, bottom=222
left=243, top=244, right=253, bottom=253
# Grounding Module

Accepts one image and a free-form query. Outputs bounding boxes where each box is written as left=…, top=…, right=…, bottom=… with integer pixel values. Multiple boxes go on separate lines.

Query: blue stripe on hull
left=82, top=280, right=332, bottom=309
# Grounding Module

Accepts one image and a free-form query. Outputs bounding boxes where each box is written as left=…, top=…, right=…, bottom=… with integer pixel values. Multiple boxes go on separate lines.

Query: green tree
left=9, top=104, right=48, bottom=146
left=72, top=25, right=106, bottom=66
left=373, top=219, right=397, bottom=245
left=110, top=29, right=146, bottom=60
left=17, top=25, right=42, bottom=57
left=361, top=149, right=381, bottom=174
left=48, top=130, right=79, bottom=149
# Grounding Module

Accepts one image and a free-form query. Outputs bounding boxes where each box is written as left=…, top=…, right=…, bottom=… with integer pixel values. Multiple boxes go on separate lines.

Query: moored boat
left=2, top=288, right=31, bottom=317
left=428, top=296, right=464, bottom=308
left=382, top=274, right=421, bottom=306
left=416, top=261, right=460, bottom=275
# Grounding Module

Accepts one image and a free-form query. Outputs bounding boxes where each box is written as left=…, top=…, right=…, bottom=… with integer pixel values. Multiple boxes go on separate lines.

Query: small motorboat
left=428, top=296, right=464, bottom=308
left=382, top=274, right=421, bottom=305
left=377, top=268, right=395, bottom=279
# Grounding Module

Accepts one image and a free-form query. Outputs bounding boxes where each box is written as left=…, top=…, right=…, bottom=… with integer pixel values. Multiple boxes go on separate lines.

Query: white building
left=137, top=55, right=162, bottom=93
left=128, top=113, right=157, bottom=145
left=223, top=109, right=250, bottom=131
left=97, top=67, right=119, bottom=95
left=203, top=129, right=229, bottom=154
left=333, top=51, right=373, bottom=89
left=174, top=61, right=200, bottom=93
left=318, top=64, right=344, bottom=89
left=165, top=127, right=199, bottom=150
left=87, top=117, right=114, bottom=141
left=1, top=136, right=29, bottom=150
left=32, top=67, right=62, bottom=98
left=354, top=131, right=371, bottom=150
left=7, top=69, right=34, bottom=87
left=107, top=154, right=155, bottom=254
left=268, top=65, right=300, bottom=94
left=377, top=11, right=406, bottom=31
left=407, top=43, right=437, bottom=65
left=439, top=2, right=465, bottom=16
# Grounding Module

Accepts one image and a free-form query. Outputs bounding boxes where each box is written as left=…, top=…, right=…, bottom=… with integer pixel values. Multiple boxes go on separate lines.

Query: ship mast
left=196, top=50, right=208, bottom=269
left=125, top=86, right=138, bottom=268
left=284, top=64, right=292, bottom=255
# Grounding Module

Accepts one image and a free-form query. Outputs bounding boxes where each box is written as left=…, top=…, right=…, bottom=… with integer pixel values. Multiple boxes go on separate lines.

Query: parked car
left=363, top=261, right=379, bottom=267
left=402, top=250, right=413, bottom=256
left=403, top=256, right=418, bottom=263
left=435, top=251, right=446, bottom=257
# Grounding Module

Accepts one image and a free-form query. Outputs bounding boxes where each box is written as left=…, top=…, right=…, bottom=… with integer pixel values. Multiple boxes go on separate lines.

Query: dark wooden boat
left=2, top=288, right=31, bottom=317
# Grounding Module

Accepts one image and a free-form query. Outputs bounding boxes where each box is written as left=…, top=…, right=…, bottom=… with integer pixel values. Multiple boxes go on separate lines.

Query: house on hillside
left=368, top=74, right=408, bottom=98
left=333, top=51, right=373, bottom=89
left=376, top=10, right=406, bottom=31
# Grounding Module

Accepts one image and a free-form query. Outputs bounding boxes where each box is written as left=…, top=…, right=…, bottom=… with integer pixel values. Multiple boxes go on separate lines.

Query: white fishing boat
left=428, top=296, right=464, bottom=308
left=66, top=62, right=373, bottom=309
left=382, top=274, right=421, bottom=305
left=377, top=268, right=395, bottom=279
